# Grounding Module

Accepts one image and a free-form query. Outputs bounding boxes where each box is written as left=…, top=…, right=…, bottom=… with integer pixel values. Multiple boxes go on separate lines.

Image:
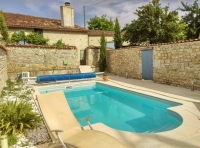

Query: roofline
left=7, top=25, right=88, bottom=32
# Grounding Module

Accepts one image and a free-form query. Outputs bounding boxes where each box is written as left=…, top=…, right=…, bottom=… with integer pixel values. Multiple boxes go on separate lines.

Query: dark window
left=34, top=28, right=43, bottom=35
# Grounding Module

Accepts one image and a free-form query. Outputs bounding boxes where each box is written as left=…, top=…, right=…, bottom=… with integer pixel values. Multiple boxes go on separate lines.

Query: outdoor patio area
left=38, top=74, right=200, bottom=148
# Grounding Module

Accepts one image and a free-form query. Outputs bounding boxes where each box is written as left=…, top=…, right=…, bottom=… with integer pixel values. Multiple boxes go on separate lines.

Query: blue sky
left=0, top=0, right=198, bottom=28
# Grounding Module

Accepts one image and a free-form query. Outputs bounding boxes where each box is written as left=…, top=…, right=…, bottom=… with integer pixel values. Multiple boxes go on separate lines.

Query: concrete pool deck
left=34, top=75, right=200, bottom=148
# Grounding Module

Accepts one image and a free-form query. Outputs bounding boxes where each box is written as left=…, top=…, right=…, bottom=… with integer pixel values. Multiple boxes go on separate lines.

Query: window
left=34, top=28, right=43, bottom=35
left=106, top=42, right=115, bottom=49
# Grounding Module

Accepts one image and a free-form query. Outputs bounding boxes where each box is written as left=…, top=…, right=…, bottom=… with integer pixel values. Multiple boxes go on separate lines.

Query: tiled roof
left=0, top=45, right=7, bottom=52
left=3, top=12, right=87, bottom=31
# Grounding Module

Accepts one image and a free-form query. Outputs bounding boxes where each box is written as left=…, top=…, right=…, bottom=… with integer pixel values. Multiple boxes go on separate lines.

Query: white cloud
left=21, top=0, right=200, bottom=27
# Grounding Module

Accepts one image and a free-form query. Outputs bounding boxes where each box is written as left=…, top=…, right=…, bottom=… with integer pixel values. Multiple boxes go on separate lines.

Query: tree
left=99, top=32, right=107, bottom=72
left=114, top=18, right=122, bottom=49
left=0, top=11, right=9, bottom=42
left=122, top=0, right=187, bottom=45
left=88, top=15, right=114, bottom=31
left=179, top=0, right=200, bottom=39
left=26, top=32, right=49, bottom=45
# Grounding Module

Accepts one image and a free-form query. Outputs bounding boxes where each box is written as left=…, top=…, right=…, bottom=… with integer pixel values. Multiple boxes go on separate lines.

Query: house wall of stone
left=88, top=36, right=114, bottom=46
left=0, top=46, right=8, bottom=92
left=43, top=30, right=88, bottom=49
left=6, top=44, right=79, bottom=79
left=106, top=40, right=200, bottom=90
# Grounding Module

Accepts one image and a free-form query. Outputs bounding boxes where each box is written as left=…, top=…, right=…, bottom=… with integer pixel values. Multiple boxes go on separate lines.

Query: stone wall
left=86, top=46, right=100, bottom=72
left=0, top=45, right=8, bottom=92
left=106, top=40, right=200, bottom=90
left=153, top=41, right=200, bottom=90
left=107, top=47, right=142, bottom=79
left=6, top=44, right=79, bottom=79
left=8, top=27, right=88, bottom=61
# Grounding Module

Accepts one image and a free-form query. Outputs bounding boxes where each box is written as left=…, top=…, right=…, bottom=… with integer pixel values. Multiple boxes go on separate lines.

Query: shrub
left=99, top=31, right=107, bottom=72
left=11, top=31, right=26, bottom=43
left=0, top=10, right=9, bottom=42
left=26, top=32, right=49, bottom=45
left=0, top=100, right=42, bottom=135
left=53, top=39, right=68, bottom=46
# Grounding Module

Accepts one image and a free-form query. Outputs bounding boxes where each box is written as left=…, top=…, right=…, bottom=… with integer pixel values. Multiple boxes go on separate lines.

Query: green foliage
left=179, top=0, right=200, bottom=39
left=11, top=31, right=26, bottom=43
left=103, top=71, right=108, bottom=76
left=114, top=18, right=122, bottom=49
left=0, top=79, right=31, bottom=101
left=8, top=134, right=18, bottom=146
left=53, top=39, right=68, bottom=46
left=88, top=15, right=114, bottom=31
left=0, top=100, right=42, bottom=135
left=26, top=32, right=49, bottom=45
left=99, top=32, right=107, bottom=72
left=122, top=0, right=187, bottom=44
left=0, top=10, right=9, bottom=42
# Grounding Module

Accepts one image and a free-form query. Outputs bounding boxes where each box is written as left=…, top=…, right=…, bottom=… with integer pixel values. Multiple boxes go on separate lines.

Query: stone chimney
left=60, top=2, right=74, bottom=27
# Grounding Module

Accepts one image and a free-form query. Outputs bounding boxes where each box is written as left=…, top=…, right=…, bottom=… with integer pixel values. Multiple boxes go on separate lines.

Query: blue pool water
left=39, top=83, right=183, bottom=133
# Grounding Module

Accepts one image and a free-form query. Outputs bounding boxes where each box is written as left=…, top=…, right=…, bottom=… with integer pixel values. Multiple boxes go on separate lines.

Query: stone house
left=3, top=2, right=127, bottom=64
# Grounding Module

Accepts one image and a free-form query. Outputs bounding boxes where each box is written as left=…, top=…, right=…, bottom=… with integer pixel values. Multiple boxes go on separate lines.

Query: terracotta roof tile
left=3, top=12, right=87, bottom=31
left=0, top=45, right=7, bottom=52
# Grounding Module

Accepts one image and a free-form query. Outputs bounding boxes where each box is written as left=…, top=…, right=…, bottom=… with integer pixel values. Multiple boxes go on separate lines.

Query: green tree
left=11, top=31, right=26, bottom=43
left=26, top=32, right=49, bottom=45
left=114, top=18, right=122, bottom=49
left=88, top=15, right=114, bottom=31
left=99, top=32, right=107, bottom=72
left=0, top=10, right=9, bottom=42
left=123, top=0, right=187, bottom=45
left=179, top=0, right=200, bottom=39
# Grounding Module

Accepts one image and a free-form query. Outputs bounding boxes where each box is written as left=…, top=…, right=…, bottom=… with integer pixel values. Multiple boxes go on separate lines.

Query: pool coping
left=33, top=79, right=200, bottom=148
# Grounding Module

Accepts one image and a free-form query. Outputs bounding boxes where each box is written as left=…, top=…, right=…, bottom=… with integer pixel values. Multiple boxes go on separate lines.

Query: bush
left=53, top=39, right=68, bottom=46
left=0, top=100, right=42, bottom=135
left=11, top=31, right=26, bottom=43
left=26, top=32, right=49, bottom=45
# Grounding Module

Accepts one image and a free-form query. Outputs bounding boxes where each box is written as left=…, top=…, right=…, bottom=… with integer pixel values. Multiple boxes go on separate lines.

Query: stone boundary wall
left=0, top=45, right=8, bottom=92
left=5, top=44, right=79, bottom=79
left=107, top=48, right=142, bottom=79
left=106, top=40, right=200, bottom=90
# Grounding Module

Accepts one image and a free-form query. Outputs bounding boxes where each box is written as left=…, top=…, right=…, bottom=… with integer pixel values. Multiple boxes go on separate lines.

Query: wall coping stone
left=107, top=38, right=200, bottom=51
left=0, top=45, right=7, bottom=52
left=86, top=45, right=100, bottom=49
left=6, top=43, right=77, bottom=49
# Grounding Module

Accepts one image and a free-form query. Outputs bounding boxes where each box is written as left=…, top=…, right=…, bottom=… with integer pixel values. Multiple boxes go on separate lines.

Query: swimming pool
left=39, top=82, right=183, bottom=133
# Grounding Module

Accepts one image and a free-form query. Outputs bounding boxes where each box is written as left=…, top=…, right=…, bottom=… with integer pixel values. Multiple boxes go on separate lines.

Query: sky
left=0, top=0, right=199, bottom=28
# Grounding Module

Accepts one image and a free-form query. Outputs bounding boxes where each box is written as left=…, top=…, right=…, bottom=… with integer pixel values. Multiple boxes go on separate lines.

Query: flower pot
left=103, top=76, right=108, bottom=81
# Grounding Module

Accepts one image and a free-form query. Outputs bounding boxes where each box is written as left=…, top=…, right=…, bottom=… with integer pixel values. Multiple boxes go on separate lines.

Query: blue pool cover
left=36, top=72, right=96, bottom=82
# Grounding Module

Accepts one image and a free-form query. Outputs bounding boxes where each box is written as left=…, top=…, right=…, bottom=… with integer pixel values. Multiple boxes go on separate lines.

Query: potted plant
left=103, top=71, right=108, bottom=81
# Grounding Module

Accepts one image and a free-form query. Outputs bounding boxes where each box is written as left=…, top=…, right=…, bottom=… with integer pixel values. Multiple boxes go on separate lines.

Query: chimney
left=60, top=2, right=74, bottom=27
